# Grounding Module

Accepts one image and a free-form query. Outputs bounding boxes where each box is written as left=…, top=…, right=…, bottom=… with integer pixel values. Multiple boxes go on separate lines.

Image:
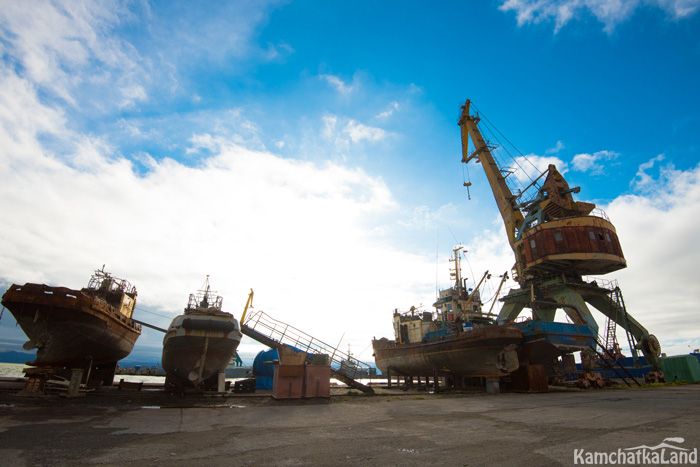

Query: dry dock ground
left=0, top=383, right=699, bottom=466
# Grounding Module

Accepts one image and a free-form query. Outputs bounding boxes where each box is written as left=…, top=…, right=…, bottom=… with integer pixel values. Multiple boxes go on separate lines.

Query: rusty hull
left=161, top=313, right=242, bottom=389
left=1, top=283, right=141, bottom=367
left=513, top=320, right=597, bottom=372
left=162, top=335, right=240, bottom=389
left=372, top=325, right=522, bottom=378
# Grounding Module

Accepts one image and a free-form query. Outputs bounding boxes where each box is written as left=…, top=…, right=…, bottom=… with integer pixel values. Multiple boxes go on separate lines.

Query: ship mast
left=449, top=246, right=463, bottom=293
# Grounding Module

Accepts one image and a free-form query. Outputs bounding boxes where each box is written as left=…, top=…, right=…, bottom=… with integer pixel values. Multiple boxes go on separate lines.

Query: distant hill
left=0, top=350, right=163, bottom=367
left=0, top=351, right=36, bottom=364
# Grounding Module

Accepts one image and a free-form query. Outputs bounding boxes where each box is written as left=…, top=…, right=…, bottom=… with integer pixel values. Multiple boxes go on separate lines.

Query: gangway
left=241, top=309, right=374, bottom=394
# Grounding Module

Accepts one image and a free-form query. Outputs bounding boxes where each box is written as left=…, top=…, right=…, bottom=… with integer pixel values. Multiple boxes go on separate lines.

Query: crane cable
left=470, top=102, right=544, bottom=199
left=471, top=102, right=536, bottom=170
left=462, top=161, right=472, bottom=200
left=461, top=127, right=472, bottom=200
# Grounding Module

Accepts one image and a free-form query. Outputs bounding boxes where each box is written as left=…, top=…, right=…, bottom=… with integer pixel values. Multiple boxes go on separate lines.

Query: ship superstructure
left=373, top=247, right=522, bottom=380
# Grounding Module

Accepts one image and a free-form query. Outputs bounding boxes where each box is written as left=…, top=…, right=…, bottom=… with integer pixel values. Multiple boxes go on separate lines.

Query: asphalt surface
left=1, top=384, right=699, bottom=466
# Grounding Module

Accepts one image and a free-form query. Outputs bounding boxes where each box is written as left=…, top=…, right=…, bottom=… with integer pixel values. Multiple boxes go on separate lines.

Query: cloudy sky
left=0, top=0, right=699, bottom=366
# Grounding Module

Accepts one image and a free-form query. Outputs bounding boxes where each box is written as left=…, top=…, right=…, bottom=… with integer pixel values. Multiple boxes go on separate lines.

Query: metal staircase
left=585, top=277, right=640, bottom=365
left=241, top=310, right=374, bottom=394
left=603, top=313, right=618, bottom=353
left=611, top=286, right=640, bottom=365
left=590, top=336, right=641, bottom=387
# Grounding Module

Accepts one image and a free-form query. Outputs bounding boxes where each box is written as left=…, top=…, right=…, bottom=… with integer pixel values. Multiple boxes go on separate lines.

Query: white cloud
left=0, top=52, right=424, bottom=362
left=499, top=0, right=700, bottom=33
left=152, top=109, right=266, bottom=156
left=376, top=101, right=400, bottom=119
left=572, top=149, right=619, bottom=174
left=545, top=140, right=565, bottom=154
left=119, top=84, right=147, bottom=109
left=0, top=0, right=147, bottom=108
left=657, top=0, right=700, bottom=17
left=344, top=120, right=386, bottom=143
left=510, top=153, right=567, bottom=185
left=0, top=119, right=438, bottom=358
left=263, top=41, right=294, bottom=61
left=320, top=114, right=387, bottom=150
left=603, top=161, right=700, bottom=353
left=397, top=204, right=460, bottom=231
left=631, top=154, right=666, bottom=190
left=319, top=74, right=355, bottom=94
left=322, top=114, right=337, bottom=133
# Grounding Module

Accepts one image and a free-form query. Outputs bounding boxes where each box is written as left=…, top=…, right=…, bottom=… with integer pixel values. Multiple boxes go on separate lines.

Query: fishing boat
left=0, top=267, right=142, bottom=384
left=372, top=247, right=522, bottom=379
left=161, top=277, right=243, bottom=391
left=224, top=352, right=253, bottom=379
left=338, top=346, right=367, bottom=379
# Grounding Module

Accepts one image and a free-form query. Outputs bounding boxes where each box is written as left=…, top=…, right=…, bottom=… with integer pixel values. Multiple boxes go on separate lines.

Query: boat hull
left=1, top=283, right=141, bottom=366
left=161, top=313, right=242, bottom=389
left=372, top=325, right=522, bottom=378
left=514, top=320, right=596, bottom=369
left=225, top=365, right=253, bottom=379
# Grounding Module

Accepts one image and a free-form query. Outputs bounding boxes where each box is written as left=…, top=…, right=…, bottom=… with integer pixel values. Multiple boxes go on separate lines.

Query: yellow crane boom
left=458, top=99, right=524, bottom=249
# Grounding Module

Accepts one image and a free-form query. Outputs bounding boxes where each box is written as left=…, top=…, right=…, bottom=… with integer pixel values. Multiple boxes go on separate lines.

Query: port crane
left=458, top=99, right=663, bottom=381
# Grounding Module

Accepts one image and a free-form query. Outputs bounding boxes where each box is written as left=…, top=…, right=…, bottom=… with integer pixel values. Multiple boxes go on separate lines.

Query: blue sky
left=1, top=0, right=699, bottom=365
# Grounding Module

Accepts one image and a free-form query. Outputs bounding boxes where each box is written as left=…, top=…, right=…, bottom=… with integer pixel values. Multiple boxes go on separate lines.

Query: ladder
left=603, top=313, right=618, bottom=352
left=588, top=278, right=640, bottom=367
left=610, top=286, right=640, bottom=366
left=241, top=310, right=374, bottom=394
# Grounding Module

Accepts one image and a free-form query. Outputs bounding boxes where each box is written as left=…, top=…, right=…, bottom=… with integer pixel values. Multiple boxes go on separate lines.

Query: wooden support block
left=118, top=379, right=144, bottom=391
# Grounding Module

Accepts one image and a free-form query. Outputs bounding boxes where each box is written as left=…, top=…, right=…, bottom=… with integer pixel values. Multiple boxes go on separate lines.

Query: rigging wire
left=357, top=341, right=373, bottom=358
left=461, top=249, right=477, bottom=289
left=435, top=229, right=440, bottom=299
left=461, top=161, right=472, bottom=200
left=471, top=102, right=540, bottom=173
left=479, top=117, right=535, bottom=185
left=479, top=119, right=542, bottom=203
left=461, top=126, right=472, bottom=200
left=480, top=273, right=512, bottom=316
left=470, top=102, right=546, bottom=201
left=447, top=227, right=459, bottom=246
left=134, top=307, right=172, bottom=320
